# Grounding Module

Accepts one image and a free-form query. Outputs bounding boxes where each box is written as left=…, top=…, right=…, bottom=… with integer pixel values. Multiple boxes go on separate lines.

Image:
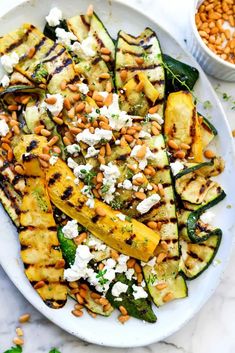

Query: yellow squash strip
left=46, top=159, right=160, bottom=262
left=164, top=91, right=203, bottom=162
left=19, top=156, right=67, bottom=308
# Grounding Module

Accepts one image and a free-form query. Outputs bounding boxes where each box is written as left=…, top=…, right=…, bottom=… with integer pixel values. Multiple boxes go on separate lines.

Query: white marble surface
left=0, top=0, right=235, bottom=352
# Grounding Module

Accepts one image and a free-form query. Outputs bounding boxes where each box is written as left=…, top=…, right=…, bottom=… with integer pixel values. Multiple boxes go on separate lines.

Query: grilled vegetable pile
left=0, top=5, right=226, bottom=324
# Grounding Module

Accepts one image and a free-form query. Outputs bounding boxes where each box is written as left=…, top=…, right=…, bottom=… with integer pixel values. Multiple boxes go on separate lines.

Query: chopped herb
left=33, top=63, right=48, bottom=83
left=121, top=224, right=133, bottom=233
left=96, top=269, right=109, bottom=286
left=3, top=346, right=22, bottom=353
left=126, top=169, right=135, bottom=179
left=125, top=215, right=132, bottom=222
left=147, top=274, right=157, bottom=285
left=101, top=184, right=110, bottom=194
left=203, top=100, right=212, bottom=110
left=80, top=169, right=97, bottom=187
left=110, top=199, right=123, bottom=210
left=49, top=349, right=61, bottom=353
left=96, top=109, right=100, bottom=114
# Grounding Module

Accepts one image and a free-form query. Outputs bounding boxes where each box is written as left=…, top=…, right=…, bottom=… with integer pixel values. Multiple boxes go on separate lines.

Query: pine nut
left=16, top=327, right=23, bottom=337
left=95, top=207, right=106, bottom=217
left=7, top=149, right=13, bottom=162
left=93, top=92, right=104, bottom=102
left=118, top=315, right=130, bottom=324
left=39, top=153, right=50, bottom=161
left=136, top=81, right=144, bottom=92
left=158, top=183, right=165, bottom=196
left=91, top=292, right=101, bottom=299
left=101, top=47, right=111, bottom=55
left=60, top=80, right=67, bottom=90
left=76, top=293, right=84, bottom=304
left=104, top=93, right=113, bottom=106
left=41, top=128, right=51, bottom=137
left=63, top=136, right=71, bottom=146
left=53, top=146, right=61, bottom=154
left=98, top=155, right=105, bottom=165
left=28, top=46, right=36, bottom=58
left=74, top=303, right=84, bottom=310
left=74, top=232, right=87, bottom=245
left=174, top=150, right=186, bottom=159
left=124, top=134, right=134, bottom=143
left=99, top=297, right=109, bottom=306
left=111, top=249, right=119, bottom=260
left=103, top=303, right=112, bottom=312
left=87, top=309, right=97, bottom=318
left=135, top=57, right=144, bottom=65
left=119, top=306, right=128, bottom=315
left=120, top=70, right=128, bottom=81
left=45, top=96, right=57, bottom=105
left=105, top=142, right=112, bottom=156
left=106, top=81, right=112, bottom=93
left=127, top=258, right=136, bottom=268
left=13, top=125, right=20, bottom=135
left=147, top=221, right=158, bottom=230
left=69, top=281, right=79, bottom=289
left=99, top=72, right=110, bottom=79
left=34, top=280, right=45, bottom=289
left=148, top=105, right=159, bottom=114
left=48, top=136, right=59, bottom=146
left=34, top=125, right=44, bottom=134
left=39, top=158, right=49, bottom=168
left=204, top=149, right=215, bottom=158
left=168, top=139, right=179, bottom=150
left=151, top=126, right=159, bottom=136
left=163, top=292, right=174, bottom=303
left=13, top=337, right=24, bottom=346
left=79, top=288, right=88, bottom=299
left=101, top=55, right=110, bottom=62
left=15, top=165, right=25, bottom=175
left=156, top=283, right=167, bottom=290
left=64, top=98, right=71, bottom=110
left=136, top=144, right=147, bottom=158
left=72, top=309, right=83, bottom=317
left=180, top=142, right=191, bottom=150
left=8, top=105, right=19, bottom=111
left=134, top=262, right=142, bottom=273
left=68, top=84, right=78, bottom=92
left=134, top=191, right=146, bottom=200
left=19, top=313, right=30, bottom=323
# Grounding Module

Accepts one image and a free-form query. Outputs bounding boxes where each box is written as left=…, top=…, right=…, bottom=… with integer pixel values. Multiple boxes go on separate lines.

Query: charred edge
left=117, top=64, right=161, bottom=72
left=117, top=48, right=143, bottom=57
left=43, top=47, right=66, bottom=64
left=48, top=226, right=57, bottom=231
left=48, top=172, right=62, bottom=186
left=125, top=233, right=136, bottom=245
left=0, top=180, right=21, bottom=214
left=60, top=186, right=73, bottom=200
left=26, top=139, right=39, bottom=152
left=0, top=160, right=10, bottom=172
left=48, top=58, right=73, bottom=81
left=4, top=25, right=34, bottom=53
left=93, top=32, right=105, bottom=49
left=187, top=251, right=204, bottom=262
left=92, top=215, right=100, bottom=223
left=43, top=42, right=58, bottom=58
left=92, top=56, right=102, bottom=66
left=34, top=36, right=47, bottom=54
left=81, top=15, right=91, bottom=30
left=66, top=74, right=80, bottom=85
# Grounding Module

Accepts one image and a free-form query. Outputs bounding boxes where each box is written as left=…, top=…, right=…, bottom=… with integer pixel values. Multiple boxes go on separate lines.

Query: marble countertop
left=0, top=0, right=235, bottom=352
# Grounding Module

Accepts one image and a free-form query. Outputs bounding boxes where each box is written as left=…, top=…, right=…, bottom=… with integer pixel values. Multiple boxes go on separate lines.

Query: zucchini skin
left=57, top=227, right=77, bottom=267
left=175, top=160, right=214, bottom=180
left=106, top=274, right=157, bottom=323
left=187, top=190, right=226, bottom=243
left=163, top=54, right=199, bottom=93
left=43, top=20, right=69, bottom=41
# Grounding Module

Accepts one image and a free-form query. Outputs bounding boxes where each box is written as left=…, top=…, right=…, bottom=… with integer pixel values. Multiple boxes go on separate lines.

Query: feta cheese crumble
left=132, top=284, right=148, bottom=299
left=49, top=155, right=58, bottom=165
left=85, top=198, right=95, bottom=208
left=85, top=146, right=99, bottom=159
left=100, top=162, right=120, bottom=203
left=200, top=210, right=215, bottom=224
left=62, top=220, right=79, bottom=239
left=131, top=145, right=155, bottom=170
left=77, top=82, right=89, bottom=94
left=116, top=213, right=126, bottom=221
left=64, top=245, right=94, bottom=282
left=43, top=93, right=64, bottom=116
left=45, top=7, right=62, bottom=27
left=146, top=112, right=164, bottom=125
left=73, top=163, right=93, bottom=179
left=137, top=194, right=161, bottom=214
left=0, top=74, right=10, bottom=88
left=66, top=144, right=80, bottom=155
left=170, top=160, right=184, bottom=176
left=80, top=35, right=97, bottom=57
left=55, top=27, right=77, bottom=47
left=76, top=128, right=113, bottom=146
left=111, top=281, right=128, bottom=297
left=1, top=52, right=19, bottom=73
left=0, top=120, right=9, bottom=137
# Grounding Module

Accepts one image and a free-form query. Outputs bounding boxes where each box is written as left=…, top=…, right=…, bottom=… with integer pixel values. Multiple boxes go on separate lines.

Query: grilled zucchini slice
left=0, top=24, right=81, bottom=95
left=19, top=156, right=67, bottom=308
left=179, top=216, right=222, bottom=279
left=200, top=115, right=218, bottom=150
left=115, top=28, right=165, bottom=117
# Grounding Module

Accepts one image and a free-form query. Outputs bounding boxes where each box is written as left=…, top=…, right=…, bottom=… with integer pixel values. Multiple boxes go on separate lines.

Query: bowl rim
left=190, top=0, right=235, bottom=70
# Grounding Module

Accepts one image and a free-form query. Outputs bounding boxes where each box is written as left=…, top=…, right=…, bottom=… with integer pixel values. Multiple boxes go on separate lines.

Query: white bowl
left=187, top=0, right=235, bottom=81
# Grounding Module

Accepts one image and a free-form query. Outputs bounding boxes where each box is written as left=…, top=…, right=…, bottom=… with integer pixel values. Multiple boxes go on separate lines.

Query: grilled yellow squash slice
left=46, top=158, right=160, bottom=262
left=165, top=91, right=203, bottom=162
left=19, top=156, right=67, bottom=308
